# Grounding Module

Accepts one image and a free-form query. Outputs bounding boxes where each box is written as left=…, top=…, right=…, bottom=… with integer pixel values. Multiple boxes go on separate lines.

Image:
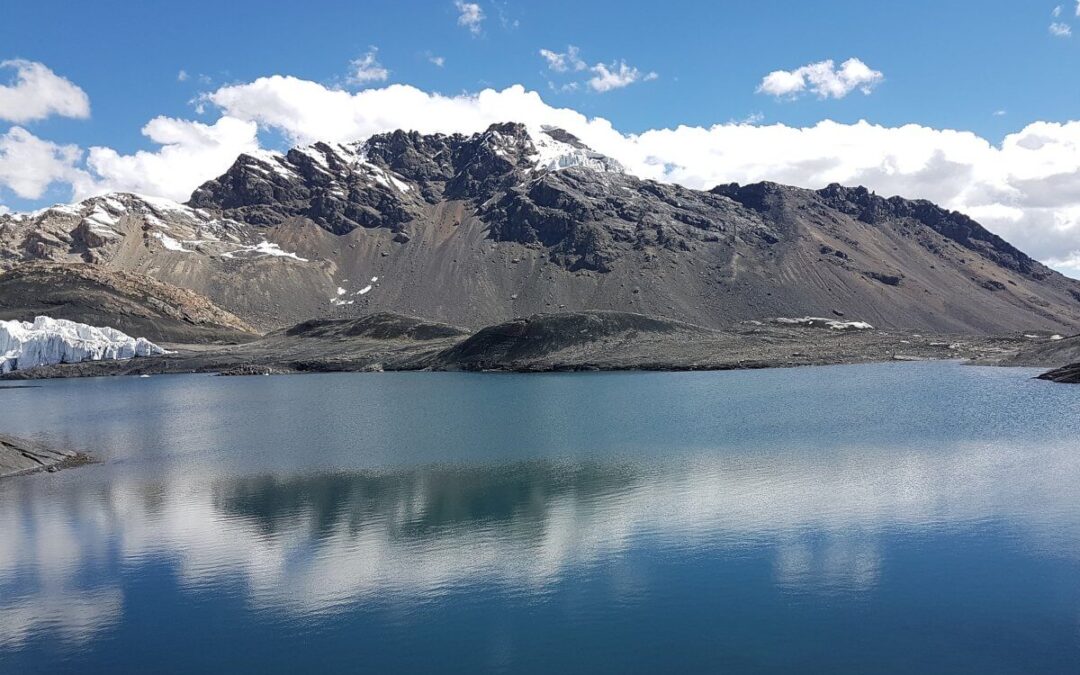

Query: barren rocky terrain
left=0, top=263, right=255, bottom=343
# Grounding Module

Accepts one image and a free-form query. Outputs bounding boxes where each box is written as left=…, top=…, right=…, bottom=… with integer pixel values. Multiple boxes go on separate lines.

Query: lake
left=1, top=362, right=1079, bottom=673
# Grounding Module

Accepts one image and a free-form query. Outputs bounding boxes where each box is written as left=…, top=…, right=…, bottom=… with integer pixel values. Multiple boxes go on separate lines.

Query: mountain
left=3, top=122, right=1080, bottom=335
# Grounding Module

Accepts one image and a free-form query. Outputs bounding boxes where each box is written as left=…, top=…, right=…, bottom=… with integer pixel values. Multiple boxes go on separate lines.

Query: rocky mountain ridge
left=2, top=122, right=1079, bottom=335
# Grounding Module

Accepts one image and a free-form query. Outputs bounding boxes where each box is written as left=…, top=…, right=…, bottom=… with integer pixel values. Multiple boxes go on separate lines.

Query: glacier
left=528, top=125, right=626, bottom=174
left=0, top=316, right=167, bottom=373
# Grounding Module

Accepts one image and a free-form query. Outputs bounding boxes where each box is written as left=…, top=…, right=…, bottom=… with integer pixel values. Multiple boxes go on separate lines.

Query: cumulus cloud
left=588, top=61, right=657, bottom=92
left=348, top=48, right=389, bottom=85
left=73, top=115, right=259, bottom=201
left=0, top=60, right=90, bottom=123
left=539, top=46, right=586, bottom=73
left=540, top=48, right=656, bottom=93
left=757, top=58, right=884, bottom=100
left=0, top=126, right=85, bottom=199
left=455, top=1, right=484, bottom=35
left=1050, top=22, right=1073, bottom=37
left=428, top=54, right=446, bottom=67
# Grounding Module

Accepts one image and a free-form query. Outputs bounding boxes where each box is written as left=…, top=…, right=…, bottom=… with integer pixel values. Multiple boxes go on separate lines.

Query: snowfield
left=774, top=317, right=874, bottom=331
left=0, top=317, right=167, bottom=373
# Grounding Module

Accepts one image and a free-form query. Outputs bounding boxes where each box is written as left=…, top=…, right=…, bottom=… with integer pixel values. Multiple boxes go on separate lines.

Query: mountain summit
left=188, top=123, right=623, bottom=235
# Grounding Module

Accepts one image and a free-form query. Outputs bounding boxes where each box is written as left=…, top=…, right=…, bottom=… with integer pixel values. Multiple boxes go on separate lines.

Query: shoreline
left=0, top=311, right=1071, bottom=382
left=0, top=352, right=1047, bottom=381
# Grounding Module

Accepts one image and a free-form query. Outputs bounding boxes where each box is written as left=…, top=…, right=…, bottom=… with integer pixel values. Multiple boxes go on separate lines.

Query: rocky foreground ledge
left=0, top=433, right=91, bottom=479
left=1037, top=363, right=1080, bottom=384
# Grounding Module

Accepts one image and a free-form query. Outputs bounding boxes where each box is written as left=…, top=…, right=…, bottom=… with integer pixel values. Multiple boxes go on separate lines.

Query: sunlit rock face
left=0, top=316, right=165, bottom=373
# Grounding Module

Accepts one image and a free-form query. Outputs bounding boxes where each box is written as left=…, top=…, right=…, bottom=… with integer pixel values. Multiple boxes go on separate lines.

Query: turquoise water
left=1, top=363, right=1079, bottom=673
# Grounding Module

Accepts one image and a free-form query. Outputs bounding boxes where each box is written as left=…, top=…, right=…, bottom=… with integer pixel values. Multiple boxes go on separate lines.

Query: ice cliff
left=0, top=316, right=166, bottom=373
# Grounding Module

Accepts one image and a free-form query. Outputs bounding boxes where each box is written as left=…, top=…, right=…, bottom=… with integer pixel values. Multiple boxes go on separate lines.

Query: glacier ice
left=0, top=316, right=167, bottom=373
left=528, top=126, right=625, bottom=174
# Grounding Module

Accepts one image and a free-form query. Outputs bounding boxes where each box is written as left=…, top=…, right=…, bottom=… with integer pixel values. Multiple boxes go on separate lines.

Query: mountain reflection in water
left=4, top=437, right=1080, bottom=647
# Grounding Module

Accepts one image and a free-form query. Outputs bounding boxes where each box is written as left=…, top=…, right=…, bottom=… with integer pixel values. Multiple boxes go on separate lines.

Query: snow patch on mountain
left=220, top=240, right=309, bottom=261
left=10, top=193, right=239, bottom=234
left=774, top=317, right=874, bottom=331
left=153, top=232, right=193, bottom=252
left=0, top=316, right=167, bottom=373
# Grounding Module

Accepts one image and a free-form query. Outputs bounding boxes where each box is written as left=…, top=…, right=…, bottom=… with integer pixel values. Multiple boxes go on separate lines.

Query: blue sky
left=4, top=0, right=1076, bottom=150
left=3, top=0, right=1080, bottom=274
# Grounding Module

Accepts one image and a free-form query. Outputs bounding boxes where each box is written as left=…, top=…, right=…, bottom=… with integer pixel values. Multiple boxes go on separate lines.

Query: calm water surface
left=1, top=362, right=1079, bottom=673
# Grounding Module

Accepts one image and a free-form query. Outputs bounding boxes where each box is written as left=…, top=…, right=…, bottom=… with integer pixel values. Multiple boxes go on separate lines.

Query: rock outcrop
left=0, top=434, right=89, bottom=479
left=1038, top=363, right=1080, bottom=383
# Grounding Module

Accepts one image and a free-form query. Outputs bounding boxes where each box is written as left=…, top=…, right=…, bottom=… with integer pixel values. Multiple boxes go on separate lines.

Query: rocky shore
left=0, top=433, right=91, bottom=479
left=1037, top=363, right=1080, bottom=384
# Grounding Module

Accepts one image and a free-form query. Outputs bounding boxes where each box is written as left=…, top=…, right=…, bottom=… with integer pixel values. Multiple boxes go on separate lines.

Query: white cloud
left=539, top=46, right=586, bottom=73
left=993, top=109, right=1007, bottom=117
left=348, top=48, right=389, bottom=85
left=177, top=70, right=189, bottom=82
left=1050, top=22, right=1073, bottom=37
left=74, top=115, right=259, bottom=202
left=0, top=60, right=90, bottom=124
left=540, top=48, right=655, bottom=94
left=428, top=54, right=446, bottom=68
left=1053, top=5, right=1063, bottom=17
left=1046, top=250, right=1080, bottom=278
left=587, top=61, right=657, bottom=93
left=0, top=126, right=85, bottom=199
left=757, top=58, right=884, bottom=100
left=1076, top=0, right=1080, bottom=16
left=455, top=1, right=484, bottom=35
